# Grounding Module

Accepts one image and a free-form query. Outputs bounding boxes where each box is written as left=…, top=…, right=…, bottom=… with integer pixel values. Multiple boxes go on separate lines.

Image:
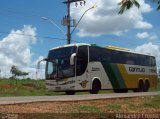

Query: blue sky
left=0, top=0, right=160, bottom=78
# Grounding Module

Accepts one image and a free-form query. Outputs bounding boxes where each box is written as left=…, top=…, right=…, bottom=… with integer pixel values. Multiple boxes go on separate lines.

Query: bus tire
left=138, top=80, right=144, bottom=92
left=90, top=80, right=101, bottom=94
left=133, top=80, right=144, bottom=92
left=144, top=80, right=150, bottom=92
left=65, top=91, right=75, bottom=95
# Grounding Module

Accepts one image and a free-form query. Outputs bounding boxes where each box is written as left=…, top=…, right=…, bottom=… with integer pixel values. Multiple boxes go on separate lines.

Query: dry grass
left=0, top=96, right=159, bottom=119
left=0, top=96, right=159, bottom=114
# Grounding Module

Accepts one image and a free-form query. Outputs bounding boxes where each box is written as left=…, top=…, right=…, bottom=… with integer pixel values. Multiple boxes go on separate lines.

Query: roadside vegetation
left=0, top=79, right=43, bottom=96
left=0, top=79, right=159, bottom=118
left=0, top=78, right=159, bottom=96
left=0, top=79, right=65, bottom=96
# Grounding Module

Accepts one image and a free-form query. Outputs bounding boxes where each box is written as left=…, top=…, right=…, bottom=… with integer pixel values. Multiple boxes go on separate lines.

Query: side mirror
left=36, top=58, right=47, bottom=80
left=70, top=53, right=76, bottom=65
left=37, top=58, right=47, bottom=69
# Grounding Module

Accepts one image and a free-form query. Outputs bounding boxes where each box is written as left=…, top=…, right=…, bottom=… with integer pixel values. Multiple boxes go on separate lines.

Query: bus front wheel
left=90, top=80, right=101, bottom=94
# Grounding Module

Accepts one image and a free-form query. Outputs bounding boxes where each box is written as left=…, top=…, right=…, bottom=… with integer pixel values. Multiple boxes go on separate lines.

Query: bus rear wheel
left=65, top=91, right=75, bottom=95
left=144, top=80, right=150, bottom=92
left=90, top=80, right=101, bottom=94
left=133, top=80, right=144, bottom=92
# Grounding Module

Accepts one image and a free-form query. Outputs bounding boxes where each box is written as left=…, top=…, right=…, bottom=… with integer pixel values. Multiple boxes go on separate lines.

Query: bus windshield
left=46, top=46, right=77, bottom=80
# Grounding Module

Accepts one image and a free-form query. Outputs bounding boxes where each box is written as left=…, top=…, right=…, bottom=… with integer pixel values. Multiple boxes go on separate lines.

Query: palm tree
left=153, top=0, right=160, bottom=10
left=118, top=0, right=160, bottom=14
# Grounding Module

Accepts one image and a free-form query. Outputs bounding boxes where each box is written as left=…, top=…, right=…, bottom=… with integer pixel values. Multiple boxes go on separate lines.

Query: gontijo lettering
left=129, top=67, right=145, bottom=73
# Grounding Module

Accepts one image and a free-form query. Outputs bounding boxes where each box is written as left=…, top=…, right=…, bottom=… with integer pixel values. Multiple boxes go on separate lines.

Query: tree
left=10, top=65, right=20, bottom=79
left=118, top=0, right=160, bottom=14
left=10, top=65, right=29, bottom=82
left=21, top=72, right=29, bottom=79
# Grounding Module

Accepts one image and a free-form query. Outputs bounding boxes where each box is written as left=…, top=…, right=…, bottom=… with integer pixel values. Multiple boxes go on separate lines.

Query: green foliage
left=153, top=0, right=160, bottom=10
left=10, top=65, right=29, bottom=79
left=118, top=0, right=160, bottom=14
left=0, top=79, right=44, bottom=96
left=118, top=0, right=140, bottom=14
left=0, top=79, right=65, bottom=96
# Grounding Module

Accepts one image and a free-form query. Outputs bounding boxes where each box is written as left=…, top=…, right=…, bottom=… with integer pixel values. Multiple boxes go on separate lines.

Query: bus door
left=75, top=46, right=90, bottom=90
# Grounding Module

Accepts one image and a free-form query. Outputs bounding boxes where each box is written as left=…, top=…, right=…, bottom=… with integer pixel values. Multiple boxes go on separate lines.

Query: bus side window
left=76, top=46, right=88, bottom=76
left=150, top=57, right=156, bottom=67
left=89, top=46, right=100, bottom=61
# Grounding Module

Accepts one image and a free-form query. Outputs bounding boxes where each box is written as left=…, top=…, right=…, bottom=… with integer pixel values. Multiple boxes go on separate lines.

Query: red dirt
left=0, top=84, right=15, bottom=89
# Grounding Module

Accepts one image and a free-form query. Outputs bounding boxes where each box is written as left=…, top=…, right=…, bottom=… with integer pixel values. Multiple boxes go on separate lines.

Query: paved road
left=0, top=91, right=160, bottom=105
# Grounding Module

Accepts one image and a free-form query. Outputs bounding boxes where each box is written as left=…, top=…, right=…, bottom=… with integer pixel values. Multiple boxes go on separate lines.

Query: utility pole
left=63, top=0, right=86, bottom=44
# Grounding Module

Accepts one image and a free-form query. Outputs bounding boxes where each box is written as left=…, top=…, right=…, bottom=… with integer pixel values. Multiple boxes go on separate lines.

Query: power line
left=0, top=31, right=66, bottom=41
left=0, top=31, right=79, bottom=43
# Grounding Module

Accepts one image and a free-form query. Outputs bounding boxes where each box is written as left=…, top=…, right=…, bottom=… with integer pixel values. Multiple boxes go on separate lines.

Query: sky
left=0, top=0, right=160, bottom=79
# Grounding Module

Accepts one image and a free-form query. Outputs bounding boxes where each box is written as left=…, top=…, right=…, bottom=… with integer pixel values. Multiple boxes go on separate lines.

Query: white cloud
left=136, top=32, right=149, bottom=39
left=149, top=35, right=158, bottom=40
left=32, top=56, right=45, bottom=66
left=71, top=0, right=153, bottom=37
left=134, top=21, right=152, bottom=29
left=136, top=32, right=158, bottom=40
left=134, top=42, right=160, bottom=67
left=0, top=25, right=44, bottom=79
left=0, top=25, right=36, bottom=67
left=138, top=0, right=152, bottom=13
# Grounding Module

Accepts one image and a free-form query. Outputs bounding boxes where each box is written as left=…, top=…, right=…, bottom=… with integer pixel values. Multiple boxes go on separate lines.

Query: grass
left=0, top=78, right=159, bottom=96
left=79, top=106, right=103, bottom=113
left=106, top=103, right=122, bottom=111
left=0, top=96, right=159, bottom=119
left=106, top=96, right=160, bottom=112
left=0, top=79, right=64, bottom=96
left=150, top=79, right=160, bottom=91
left=143, top=96, right=160, bottom=109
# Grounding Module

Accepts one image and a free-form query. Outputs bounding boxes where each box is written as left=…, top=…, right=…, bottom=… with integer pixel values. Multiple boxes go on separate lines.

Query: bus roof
left=50, top=43, right=91, bottom=51
left=105, top=46, right=154, bottom=57
left=105, top=45, right=130, bottom=51
left=49, top=43, right=154, bottom=57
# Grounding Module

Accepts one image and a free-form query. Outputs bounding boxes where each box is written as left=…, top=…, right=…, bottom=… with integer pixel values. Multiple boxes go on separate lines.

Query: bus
left=41, top=43, right=158, bottom=95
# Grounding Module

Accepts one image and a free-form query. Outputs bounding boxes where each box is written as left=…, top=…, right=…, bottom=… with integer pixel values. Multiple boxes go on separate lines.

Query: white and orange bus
left=41, top=43, right=158, bottom=95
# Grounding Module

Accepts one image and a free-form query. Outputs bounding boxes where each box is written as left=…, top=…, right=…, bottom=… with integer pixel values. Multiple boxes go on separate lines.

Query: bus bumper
left=45, top=80, right=75, bottom=92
